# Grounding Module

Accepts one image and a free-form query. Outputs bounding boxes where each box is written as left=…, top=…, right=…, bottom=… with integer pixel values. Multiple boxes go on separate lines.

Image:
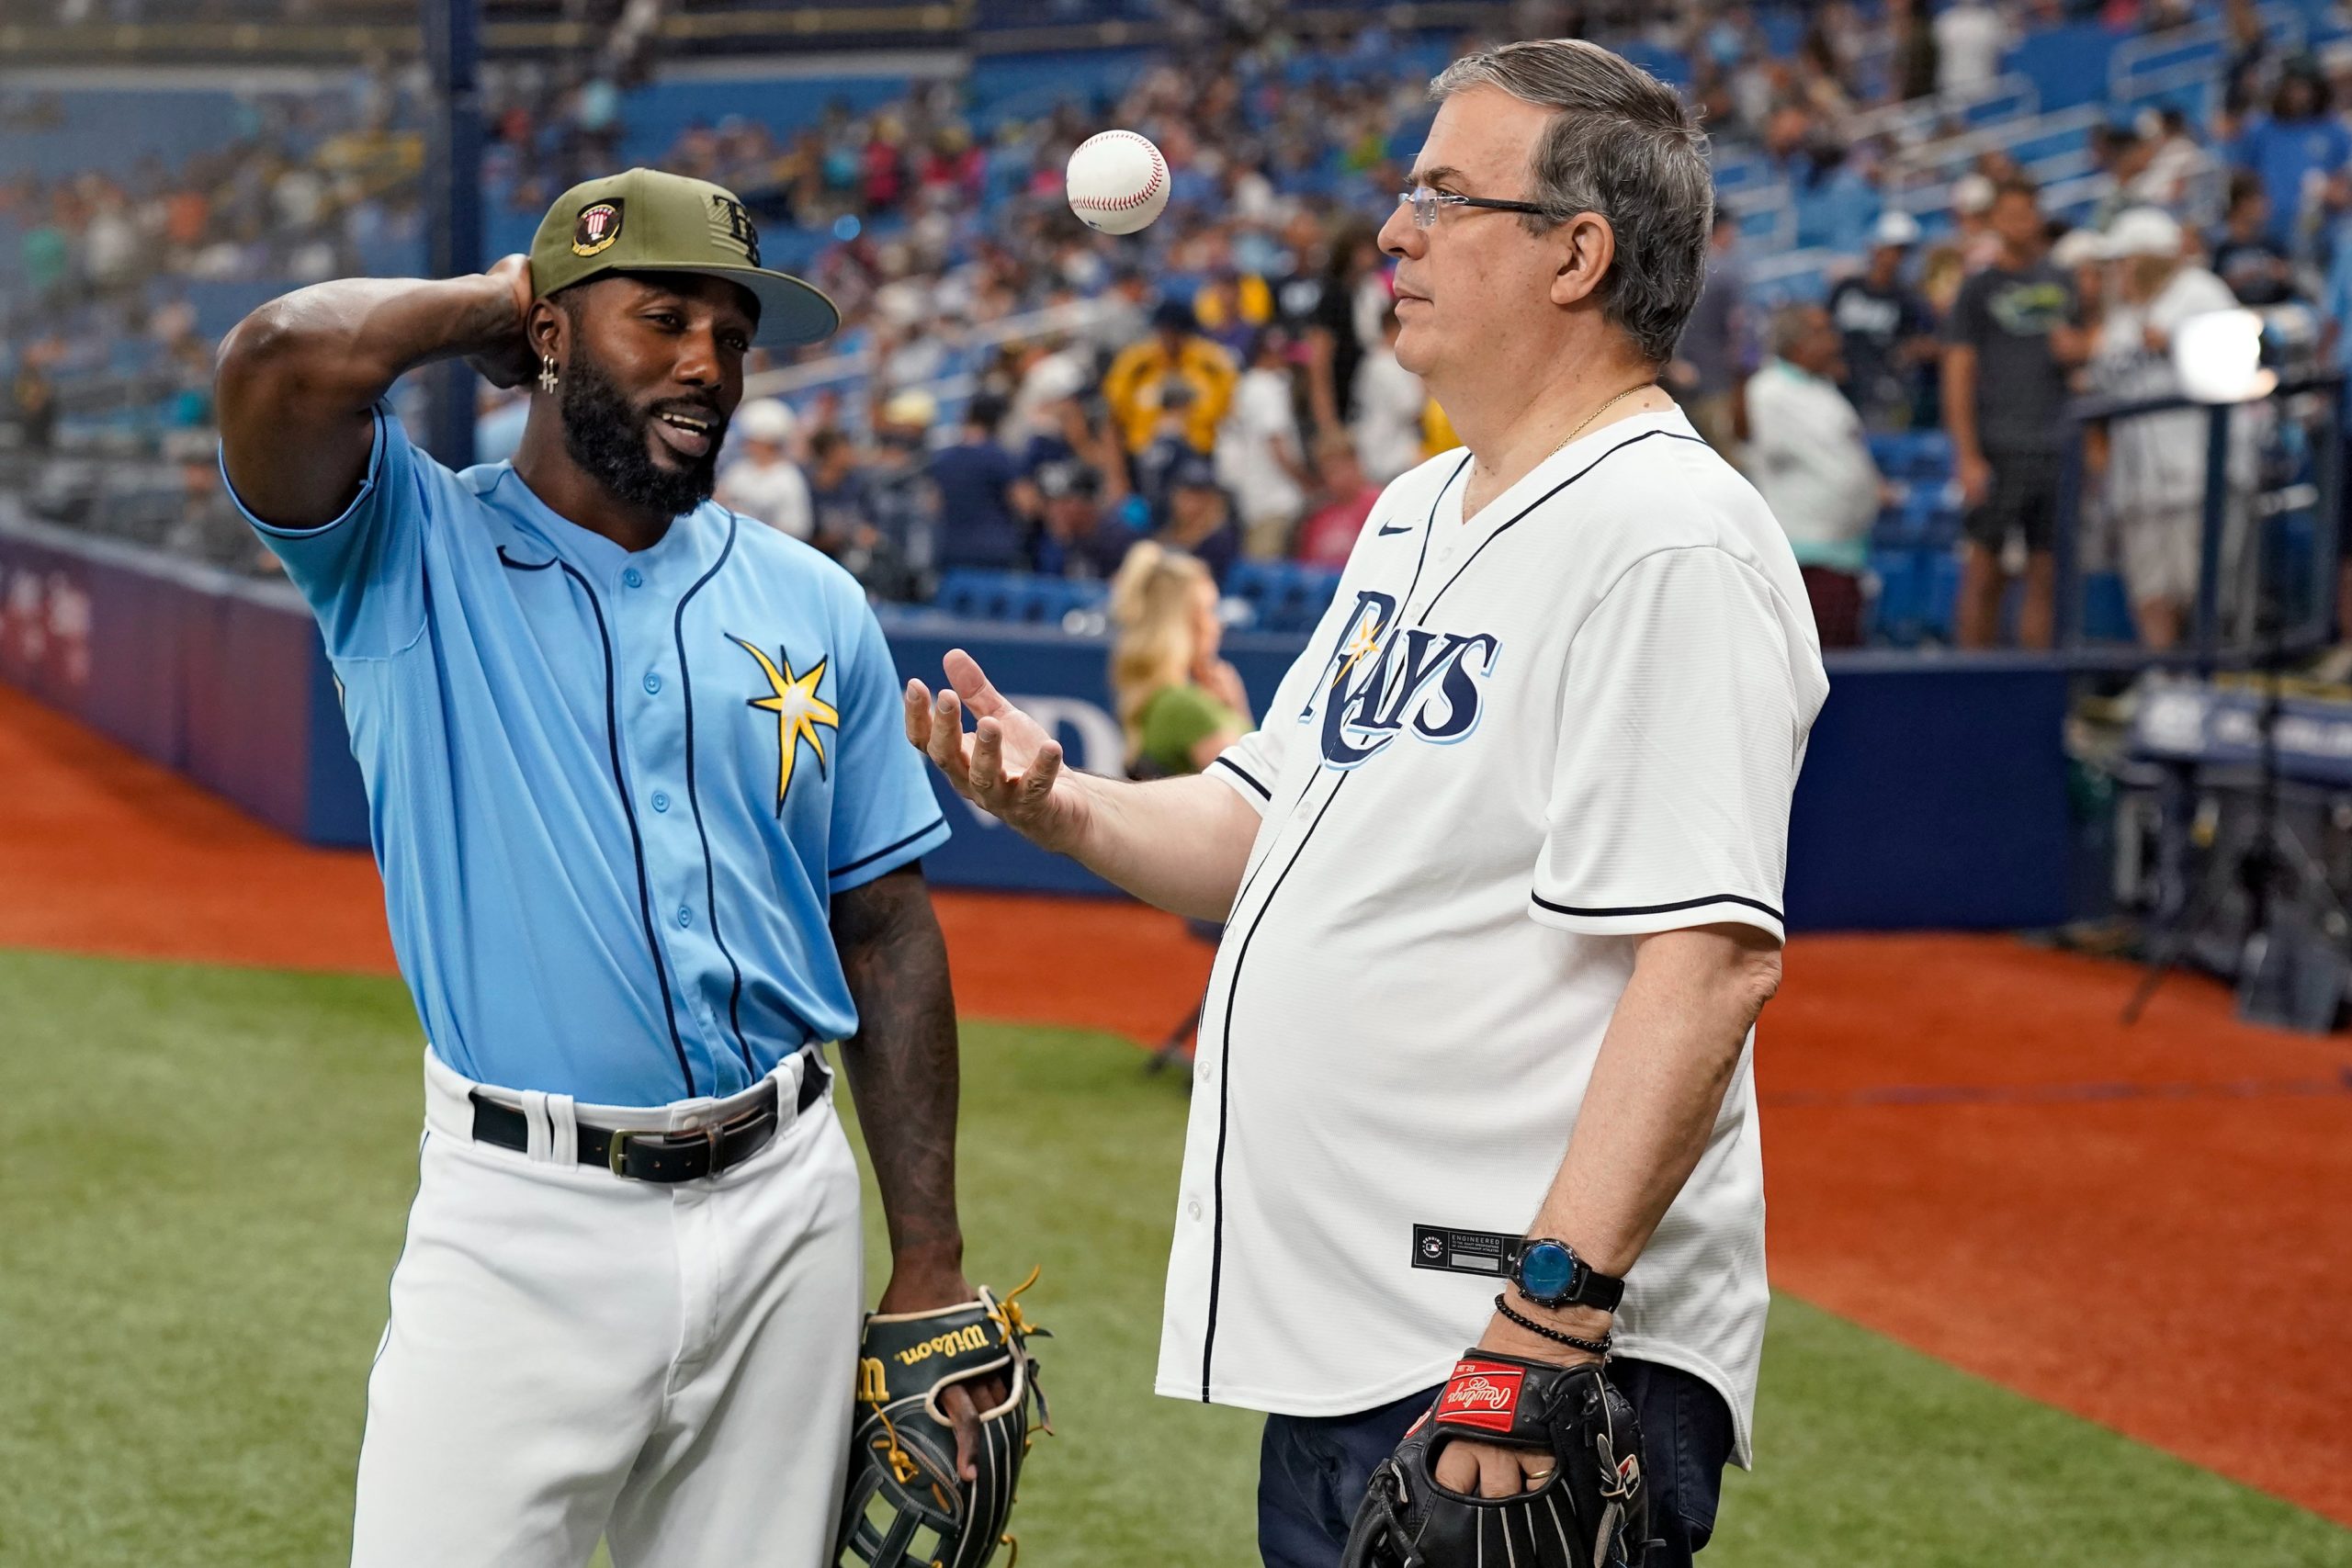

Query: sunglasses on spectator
left=1396, top=185, right=1552, bottom=229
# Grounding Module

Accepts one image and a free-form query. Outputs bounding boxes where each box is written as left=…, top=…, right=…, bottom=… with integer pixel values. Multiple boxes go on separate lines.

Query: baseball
left=1066, top=130, right=1170, bottom=236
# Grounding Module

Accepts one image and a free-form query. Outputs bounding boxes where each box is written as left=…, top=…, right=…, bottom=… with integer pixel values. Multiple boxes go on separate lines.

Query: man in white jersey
left=909, top=40, right=1826, bottom=1568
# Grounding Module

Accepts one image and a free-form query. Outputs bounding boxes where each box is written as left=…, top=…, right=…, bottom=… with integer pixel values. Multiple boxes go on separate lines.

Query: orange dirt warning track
left=3, top=682, right=2348, bottom=1523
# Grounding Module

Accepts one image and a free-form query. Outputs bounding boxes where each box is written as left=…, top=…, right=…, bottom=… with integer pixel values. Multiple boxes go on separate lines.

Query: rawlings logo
left=893, top=1322, right=991, bottom=1368
left=1435, top=1359, right=1523, bottom=1433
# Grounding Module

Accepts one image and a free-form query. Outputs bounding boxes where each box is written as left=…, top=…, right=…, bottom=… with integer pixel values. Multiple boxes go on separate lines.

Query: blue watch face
left=1518, top=1241, right=1577, bottom=1301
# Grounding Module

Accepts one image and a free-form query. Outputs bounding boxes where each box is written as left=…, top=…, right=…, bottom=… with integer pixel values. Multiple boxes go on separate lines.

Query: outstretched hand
left=904, top=649, right=1091, bottom=854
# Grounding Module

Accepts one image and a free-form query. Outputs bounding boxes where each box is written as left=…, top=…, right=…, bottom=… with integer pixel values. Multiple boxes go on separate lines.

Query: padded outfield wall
left=0, top=517, right=2070, bottom=931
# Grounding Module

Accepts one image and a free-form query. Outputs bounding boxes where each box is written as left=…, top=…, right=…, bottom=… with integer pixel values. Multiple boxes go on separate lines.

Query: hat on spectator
left=881, top=389, right=939, bottom=428
left=1035, top=459, right=1102, bottom=500
left=1952, top=173, right=1996, bottom=215
left=529, top=167, right=839, bottom=347
left=736, top=399, right=796, bottom=444
left=1168, top=451, right=1222, bottom=491
left=1150, top=298, right=1199, bottom=335
left=2101, top=207, right=2183, bottom=260
left=1871, top=210, right=1922, bottom=249
left=2049, top=228, right=2106, bottom=269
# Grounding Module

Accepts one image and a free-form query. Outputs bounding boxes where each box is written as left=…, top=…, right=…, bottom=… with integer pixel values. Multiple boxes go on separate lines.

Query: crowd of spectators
left=14, top=0, right=2352, bottom=651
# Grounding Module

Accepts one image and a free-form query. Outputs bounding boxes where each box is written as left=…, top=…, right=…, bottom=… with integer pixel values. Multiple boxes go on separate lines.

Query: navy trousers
left=1257, top=1358, right=1736, bottom=1568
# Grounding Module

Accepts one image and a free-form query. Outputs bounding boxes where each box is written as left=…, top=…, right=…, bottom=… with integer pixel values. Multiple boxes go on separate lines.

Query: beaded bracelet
left=1494, top=1293, right=1613, bottom=1358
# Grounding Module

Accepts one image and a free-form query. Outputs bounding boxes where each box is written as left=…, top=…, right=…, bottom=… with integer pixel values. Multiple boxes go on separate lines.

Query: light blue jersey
left=230, top=404, right=948, bottom=1106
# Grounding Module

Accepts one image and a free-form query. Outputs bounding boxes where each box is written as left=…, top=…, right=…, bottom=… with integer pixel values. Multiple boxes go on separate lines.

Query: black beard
left=558, top=348, right=722, bottom=518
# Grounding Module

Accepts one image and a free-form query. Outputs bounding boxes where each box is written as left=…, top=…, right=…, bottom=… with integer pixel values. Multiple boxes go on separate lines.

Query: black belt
left=468, top=1054, right=829, bottom=1184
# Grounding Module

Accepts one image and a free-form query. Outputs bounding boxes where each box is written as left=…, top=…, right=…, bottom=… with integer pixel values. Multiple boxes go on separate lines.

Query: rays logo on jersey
left=729, top=635, right=838, bottom=814
left=1300, top=590, right=1500, bottom=769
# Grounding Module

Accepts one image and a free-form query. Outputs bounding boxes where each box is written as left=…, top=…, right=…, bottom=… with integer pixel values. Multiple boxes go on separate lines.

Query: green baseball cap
left=528, top=167, right=839, bottom=348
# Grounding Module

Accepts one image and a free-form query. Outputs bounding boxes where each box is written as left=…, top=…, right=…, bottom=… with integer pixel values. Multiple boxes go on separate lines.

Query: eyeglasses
left=1396, top=185, right=1553, bottom=230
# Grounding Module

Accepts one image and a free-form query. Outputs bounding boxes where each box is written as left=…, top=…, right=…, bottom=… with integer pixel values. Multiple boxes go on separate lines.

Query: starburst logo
left=730, top=636, right=839, bottom=814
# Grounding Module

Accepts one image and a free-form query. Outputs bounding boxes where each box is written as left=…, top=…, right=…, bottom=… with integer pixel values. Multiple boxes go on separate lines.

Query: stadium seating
left=933, top=569, right=1109, bottom=626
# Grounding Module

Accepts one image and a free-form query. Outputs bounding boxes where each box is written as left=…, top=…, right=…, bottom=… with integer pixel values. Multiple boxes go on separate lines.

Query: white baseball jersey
left=1158, top=406, right=1827, bottom=1465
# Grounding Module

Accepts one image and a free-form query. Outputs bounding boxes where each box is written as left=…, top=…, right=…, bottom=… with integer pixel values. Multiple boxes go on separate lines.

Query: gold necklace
left=1544, top=379, right=1661, bottom=461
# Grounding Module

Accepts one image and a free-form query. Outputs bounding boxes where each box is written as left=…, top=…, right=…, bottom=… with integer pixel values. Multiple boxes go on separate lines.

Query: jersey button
left=676, top=906, right=694, bottom=929
left=643, top=671, right=662, bottom=695
left=651, top=791, right=671, bottom=813
left=623, top=568, right=644, bottom=589
left=1185, top=1197, right=1204, bottom=1221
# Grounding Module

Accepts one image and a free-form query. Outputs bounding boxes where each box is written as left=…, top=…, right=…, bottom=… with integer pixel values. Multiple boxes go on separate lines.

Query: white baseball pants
left=350, top=1047, right=864, bottom=1568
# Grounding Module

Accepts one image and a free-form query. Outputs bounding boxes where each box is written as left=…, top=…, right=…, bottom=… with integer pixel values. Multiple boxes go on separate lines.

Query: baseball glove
left=1340, top=1352, right=1653, bottom=1568
left=836, top=1270, right=1050, bottom=1568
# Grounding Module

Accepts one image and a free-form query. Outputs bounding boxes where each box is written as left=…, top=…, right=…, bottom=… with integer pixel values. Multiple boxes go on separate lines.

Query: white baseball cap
left=2049, top=228, right=2106, bottom=269
left=1871, top=209, right=1922, bottom=248
left=2101, top=207, right=2184, bottom=259
left=735, top=398, right=797, bottom=444
left=1953, top=173, right=1996, bottom=215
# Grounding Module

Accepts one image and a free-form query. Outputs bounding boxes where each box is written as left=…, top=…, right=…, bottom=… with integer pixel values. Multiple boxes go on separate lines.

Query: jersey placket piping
left=504, top=547, right=702, bottom=1098
left=1193, top=430, right=1701, bottom=1401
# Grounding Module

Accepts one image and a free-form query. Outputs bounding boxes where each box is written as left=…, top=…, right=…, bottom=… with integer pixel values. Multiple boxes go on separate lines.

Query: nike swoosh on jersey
left=1375, top=520, right=1414, bottom=536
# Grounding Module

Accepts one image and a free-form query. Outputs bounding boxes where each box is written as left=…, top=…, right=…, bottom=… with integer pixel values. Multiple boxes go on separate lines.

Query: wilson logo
left=893, top=1322, right=991, bottom=1368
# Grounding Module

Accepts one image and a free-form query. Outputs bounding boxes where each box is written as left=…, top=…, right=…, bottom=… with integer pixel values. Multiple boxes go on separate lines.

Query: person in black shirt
left=926, top=392, right=1038, bottom=574
left=2211, top=172, right=2298, bottom=306
left=1942, top=177, right=2087, bottom=649
left=1826, top=210, right=1939, bottom=431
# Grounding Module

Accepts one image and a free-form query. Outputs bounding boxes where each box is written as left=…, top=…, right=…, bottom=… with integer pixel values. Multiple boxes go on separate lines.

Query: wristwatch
left=1509, top=1237, right=1624, bottom=1314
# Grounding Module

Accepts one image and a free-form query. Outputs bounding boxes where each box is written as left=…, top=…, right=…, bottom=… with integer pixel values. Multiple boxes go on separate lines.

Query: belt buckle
left=606, top=1122, right=727, bottom=1179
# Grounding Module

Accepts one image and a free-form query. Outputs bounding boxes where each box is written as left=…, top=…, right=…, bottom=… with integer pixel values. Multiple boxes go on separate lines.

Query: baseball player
left=215, top=168, right=1000, bottom=1565
left=909, top=41, right=1826, bottom=1568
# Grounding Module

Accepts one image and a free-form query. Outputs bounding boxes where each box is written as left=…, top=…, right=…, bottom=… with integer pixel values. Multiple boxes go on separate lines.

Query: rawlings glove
left=837, top=1272, right=1050, bottom=1568
left=1341, top=1352, right=1652, bottom=1568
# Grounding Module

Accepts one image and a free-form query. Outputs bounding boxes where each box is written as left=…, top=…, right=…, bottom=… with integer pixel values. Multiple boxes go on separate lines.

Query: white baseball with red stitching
left=1065, top=130, right=1170, bottom=236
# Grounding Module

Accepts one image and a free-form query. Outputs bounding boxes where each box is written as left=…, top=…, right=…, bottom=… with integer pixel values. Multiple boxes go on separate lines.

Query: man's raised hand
left=905, top=649, right=1090, bottom=854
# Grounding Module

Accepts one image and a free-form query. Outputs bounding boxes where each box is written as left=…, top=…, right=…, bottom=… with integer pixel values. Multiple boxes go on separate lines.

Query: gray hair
left=1767, top=300, right=1828, bottom=361
left=1430, top=39, right=1713, bottom=365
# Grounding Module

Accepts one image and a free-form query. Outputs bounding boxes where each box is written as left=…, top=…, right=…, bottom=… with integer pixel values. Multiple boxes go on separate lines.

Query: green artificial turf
left=0, top=946, right=2345, bottom=1566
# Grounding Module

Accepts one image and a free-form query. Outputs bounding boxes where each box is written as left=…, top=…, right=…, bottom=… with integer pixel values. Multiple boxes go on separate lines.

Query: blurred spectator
left=1745, top=303, right=1883, bottom=649
left=1671, top=209, right=1752, bottom=459
left=1294, top=433, right=1385, bottom=569
left=164, top=457, right=269, bottom=573
left=1933, top=0, right=2011, bottom=97
left=10, top=350, right=56, bottom=454
left=2210, top=172, right=2296, bottom=305
left=851, top=389, right=939, bottom=601
left=2141, top=106, right=2225, bottom=228
left=1351, top=307, right=1429, bottom=484
left=716, top=399, right=814, bottom=541
left=927, top=392, right=1036, bottom=573
left=805, top=428, right=875, bottom=560
left=1102, top=299, right=1237, bottom=456
left=2229, top=63, right=2351, bottom=254
left=1216, top=324, right=1310, bottom=560
left=1827, top=210, right=1938, bottom=431
left=1107, top=542, right=1250, bottom=779
left=1889, top=0, right=1941, bottom=102
left=1296, top=222, right=1388, bottom=434
left=1031, top=459, right=1136, bottom=580
left=1157, top=451, right=1239, bottom=585
left=1943, top=178, right=2082, bottom=650
left=2088, top=208, right=2244, bottom=649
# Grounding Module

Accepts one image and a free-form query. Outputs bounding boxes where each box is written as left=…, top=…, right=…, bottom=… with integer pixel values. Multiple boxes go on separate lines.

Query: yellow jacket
left=1102, top=335, right=1238, bottom=454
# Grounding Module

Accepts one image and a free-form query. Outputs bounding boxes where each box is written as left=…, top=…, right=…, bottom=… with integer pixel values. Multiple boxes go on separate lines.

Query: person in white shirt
left=1350, top=306, right=1435, bottom=484
left=713, top=397, right=812, bottom=540
left=1216, top=325, right=1313, bottom=558
left=907, top=38, right=1825, bottom=1568
left=1746, top=303, right=1883, bottom=647
left=2089, top=207, right=2249, bottom=649
left=1933, top=0, right=2009, bottom=97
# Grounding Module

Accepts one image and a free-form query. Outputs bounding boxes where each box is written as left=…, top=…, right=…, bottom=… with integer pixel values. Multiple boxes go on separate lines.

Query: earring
left=537, top=355, right=559, bottom=394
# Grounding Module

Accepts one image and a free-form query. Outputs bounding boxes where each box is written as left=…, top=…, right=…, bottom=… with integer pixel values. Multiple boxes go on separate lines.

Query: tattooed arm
left=829, top=861, right=1001, bottom=1477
